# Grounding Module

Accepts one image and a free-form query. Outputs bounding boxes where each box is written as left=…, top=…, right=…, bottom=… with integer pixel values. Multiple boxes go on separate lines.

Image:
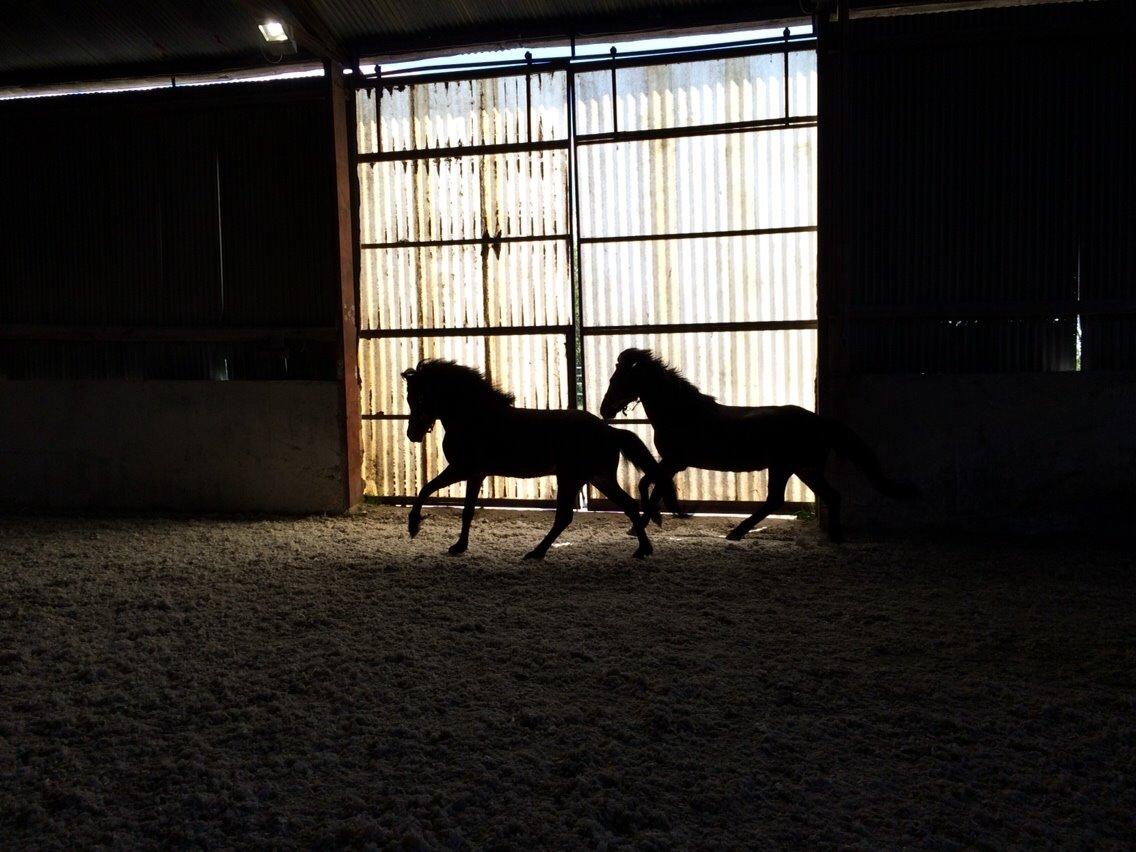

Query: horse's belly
left=657, top=431, right=770, bottom=472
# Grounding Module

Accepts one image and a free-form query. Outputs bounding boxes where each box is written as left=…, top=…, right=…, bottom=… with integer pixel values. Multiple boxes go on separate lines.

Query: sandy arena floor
left=1, top=505, right=1134, bottom=848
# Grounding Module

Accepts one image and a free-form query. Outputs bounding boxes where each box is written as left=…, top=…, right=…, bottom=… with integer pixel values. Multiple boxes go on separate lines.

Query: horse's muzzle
left=599, top=394, right=631, bottom=421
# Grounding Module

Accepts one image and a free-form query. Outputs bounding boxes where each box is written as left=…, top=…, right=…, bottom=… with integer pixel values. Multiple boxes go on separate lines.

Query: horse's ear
left=401, top=368, right=416, bottom=380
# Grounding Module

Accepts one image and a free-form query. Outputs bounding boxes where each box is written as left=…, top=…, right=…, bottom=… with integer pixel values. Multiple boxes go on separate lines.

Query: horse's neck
left=640, top=377, right=710, bottom=425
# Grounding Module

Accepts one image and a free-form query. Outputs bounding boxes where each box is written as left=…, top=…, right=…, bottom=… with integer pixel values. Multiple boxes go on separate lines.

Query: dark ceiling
left=0, top=0, right=929, bottom=87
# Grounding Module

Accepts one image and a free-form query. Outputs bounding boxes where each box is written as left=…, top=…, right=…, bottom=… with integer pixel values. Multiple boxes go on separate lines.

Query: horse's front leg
left=448, top=475, right=485, bottom=556
left=408, top=465, right=465, bottom=538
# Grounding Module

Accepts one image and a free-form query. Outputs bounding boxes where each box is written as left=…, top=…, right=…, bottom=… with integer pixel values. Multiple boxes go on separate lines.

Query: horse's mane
left=623, top=348, right=717, bottom=405
left=414, top=359, right=516, bottom=408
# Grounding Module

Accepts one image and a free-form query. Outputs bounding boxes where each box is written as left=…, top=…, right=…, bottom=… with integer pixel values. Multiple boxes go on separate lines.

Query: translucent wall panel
left=576, top=128, right=816, bottom=238
left=573, top=50, right=816, bottom=136
left=359, top=149, right=569, bottom=244
left=360, top=240, right=571, bottom=331
left=581, top=231, right=816, bottom=326
left=357, top=71, right=567, bottom=154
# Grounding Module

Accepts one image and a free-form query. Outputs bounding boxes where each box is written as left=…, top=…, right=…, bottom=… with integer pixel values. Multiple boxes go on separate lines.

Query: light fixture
left=258, top=20, right=290, bottom=43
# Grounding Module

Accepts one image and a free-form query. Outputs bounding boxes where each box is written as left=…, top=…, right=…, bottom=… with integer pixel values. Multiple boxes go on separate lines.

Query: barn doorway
left=354, top=30, right=818, bottom=511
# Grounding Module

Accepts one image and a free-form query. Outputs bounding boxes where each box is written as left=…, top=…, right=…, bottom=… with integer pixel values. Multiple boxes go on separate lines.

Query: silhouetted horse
left=402, top=359, right=661, bottom=559
left=599, top=348, right=917, bottom=542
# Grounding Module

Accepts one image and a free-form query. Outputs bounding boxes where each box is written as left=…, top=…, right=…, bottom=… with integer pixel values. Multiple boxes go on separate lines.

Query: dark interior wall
left=820, top=1, right=1136, bottom=533
left=0, top=78, right=339, bottom=380
left=0, top=78, right=349, bottom=512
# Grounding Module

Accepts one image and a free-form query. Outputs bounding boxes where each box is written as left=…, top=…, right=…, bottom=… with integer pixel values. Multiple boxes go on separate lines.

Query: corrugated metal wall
left=357, top=44, right=819, bottom=506
left=831, top=2, right=1136, bottom=375
left=0, top=79, right=338, bottom=380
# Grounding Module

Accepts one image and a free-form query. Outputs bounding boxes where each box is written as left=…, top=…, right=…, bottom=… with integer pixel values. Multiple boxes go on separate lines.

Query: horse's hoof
left=673, top=511, right=693, bottom=520
left=408, top=515, right=422, bottom=538
left=522, top=549, right=545, bottom=561
left=626, top=526, right=637, bottom=536
left=725, top=528, right=747, bottom=541
left=447, top=541, right=468, bottom=556
left=633, top=545, right=653, bottom=559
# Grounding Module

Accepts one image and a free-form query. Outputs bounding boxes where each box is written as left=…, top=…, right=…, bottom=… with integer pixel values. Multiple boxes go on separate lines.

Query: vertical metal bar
left=567, top=47, right=585, bottom=415
left=783, top=27, right=791, bottom=122
left=525, top=51, right=533, bottom=143
left=375, top=68, right=383, bottom=153
left=610, top=46, right=619, bottom=134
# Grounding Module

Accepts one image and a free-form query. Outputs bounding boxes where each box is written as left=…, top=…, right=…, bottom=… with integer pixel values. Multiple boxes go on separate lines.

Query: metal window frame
left=352, top=33, right=820, bottom=508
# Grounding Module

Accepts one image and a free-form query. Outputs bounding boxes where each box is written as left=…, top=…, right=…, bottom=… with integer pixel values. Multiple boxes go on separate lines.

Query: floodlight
left=258, top=21, right=290, bottom=43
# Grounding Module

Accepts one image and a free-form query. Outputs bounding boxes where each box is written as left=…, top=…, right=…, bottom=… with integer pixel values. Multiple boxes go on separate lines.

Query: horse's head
left=401, top=363, right=437, bottom=442
left=600, top=348, right=651, bottom=420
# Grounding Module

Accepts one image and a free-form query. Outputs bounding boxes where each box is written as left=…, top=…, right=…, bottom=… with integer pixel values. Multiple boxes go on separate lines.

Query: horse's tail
left=612, top=428, right=664, bottom=526
left=826, top=419, right=920, bottom=499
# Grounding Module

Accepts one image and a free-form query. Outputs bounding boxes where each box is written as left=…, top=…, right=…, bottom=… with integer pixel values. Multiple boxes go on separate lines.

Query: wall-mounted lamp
left=258, top=20, right=291, bottom=44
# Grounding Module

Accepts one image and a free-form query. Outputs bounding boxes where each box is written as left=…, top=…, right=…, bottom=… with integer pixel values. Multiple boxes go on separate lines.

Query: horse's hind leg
left=641, top=460, right=687, bottom=520
left=797, top=466, right=843, bottom=543
left=525, top=477, right=581, bottom=560
left=594, top=474, right=653, bottom=558
left=448, top=475, right=485, bottom=555
left=726, top=467, right=789, bottom=541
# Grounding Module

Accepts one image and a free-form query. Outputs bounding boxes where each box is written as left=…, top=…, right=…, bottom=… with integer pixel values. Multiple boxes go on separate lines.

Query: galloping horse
left=402, top=359, right=661, bottom=559
left=599, top=348, right=917, bottom=542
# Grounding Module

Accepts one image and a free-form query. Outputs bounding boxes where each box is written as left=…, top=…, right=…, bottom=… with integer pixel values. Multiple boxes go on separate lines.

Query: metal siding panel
left=836, top=5, right=1135, bottom=374
left=0, top=81, right=337, bottom=380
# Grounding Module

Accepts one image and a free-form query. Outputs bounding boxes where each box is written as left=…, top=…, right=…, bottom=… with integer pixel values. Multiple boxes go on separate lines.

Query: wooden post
left=327, top=60, right=363, bottom=510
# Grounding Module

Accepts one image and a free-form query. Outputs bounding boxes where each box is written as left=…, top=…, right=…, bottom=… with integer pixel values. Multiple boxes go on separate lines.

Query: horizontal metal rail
left=579, top=225, right=817, bottom=245
left=355, top=115, right=817, bottom=168
left=583, top=319, right=818, bottom=336
left=359, top=324, right=574, bottom=339
left=370, top=495, right=560, bottom=509
left=0, top=325, right=338, bottom=343
left=374, top=496, right=813, bottom=515
left=359, top=36, right=817, bottom=88
left=589, top=498, right=813, bottom=515
left=848, top=300, right=1136, bottom=321
left=362, top=233, right=569, bottom=250
left=575, top=115, right=817, bottom=147
left=356, top=138, right=568, bottom=163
